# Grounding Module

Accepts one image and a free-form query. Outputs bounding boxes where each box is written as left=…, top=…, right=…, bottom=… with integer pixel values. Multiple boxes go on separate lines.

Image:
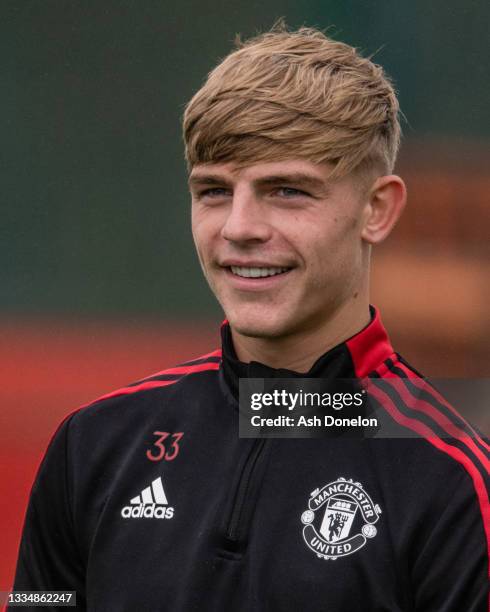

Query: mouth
left=220, top=264, right=294, bottom=290
left=228, top=265, right=292, bottom=279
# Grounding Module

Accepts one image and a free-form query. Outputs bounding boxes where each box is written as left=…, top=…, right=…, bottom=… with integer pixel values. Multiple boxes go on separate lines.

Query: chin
left=226, top=310, right=292, bottom=340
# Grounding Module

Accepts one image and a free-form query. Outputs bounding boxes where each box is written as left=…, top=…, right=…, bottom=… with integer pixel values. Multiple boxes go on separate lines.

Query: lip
left=222, top=266, right=294, bottom=291
left=220, top=259, right=293, bottom=268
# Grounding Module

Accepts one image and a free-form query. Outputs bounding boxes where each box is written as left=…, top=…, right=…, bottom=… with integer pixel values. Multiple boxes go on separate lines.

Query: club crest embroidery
left=301, top=476, right=381, bottom=560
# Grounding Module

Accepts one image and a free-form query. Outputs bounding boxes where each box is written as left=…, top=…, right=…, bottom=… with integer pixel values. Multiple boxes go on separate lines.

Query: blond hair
left=183, top=24, right=401, bottom=179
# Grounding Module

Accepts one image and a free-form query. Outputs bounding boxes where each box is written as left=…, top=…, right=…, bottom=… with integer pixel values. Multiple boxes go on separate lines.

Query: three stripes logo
left=121, top=476, right=174, bottom=520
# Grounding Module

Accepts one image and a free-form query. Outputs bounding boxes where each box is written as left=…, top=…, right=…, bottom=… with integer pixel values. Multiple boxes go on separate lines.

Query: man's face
left=190, top=159, right=370, bottom=339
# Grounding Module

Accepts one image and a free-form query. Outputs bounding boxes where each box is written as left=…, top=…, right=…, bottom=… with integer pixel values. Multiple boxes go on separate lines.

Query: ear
left=361, top=175, right=407, bottom=244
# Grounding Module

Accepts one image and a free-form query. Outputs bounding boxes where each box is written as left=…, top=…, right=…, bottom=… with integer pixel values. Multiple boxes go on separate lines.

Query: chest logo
left=301, top=477, right=381, bottom=560
left=121, top=476, right=174, bottom=520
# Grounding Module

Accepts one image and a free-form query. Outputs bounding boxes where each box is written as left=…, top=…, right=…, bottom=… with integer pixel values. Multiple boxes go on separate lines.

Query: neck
left=230, top=299, right=371, bottom=372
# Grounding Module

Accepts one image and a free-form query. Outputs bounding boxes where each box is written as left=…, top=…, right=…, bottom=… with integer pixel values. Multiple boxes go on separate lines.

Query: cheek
left=192, top=206, right=228, bottom=245
left=306, top=222, right=361, bottom=277
left=191, top=220, right=212, bottom=272
left=191, top=214, right=214, bottom=251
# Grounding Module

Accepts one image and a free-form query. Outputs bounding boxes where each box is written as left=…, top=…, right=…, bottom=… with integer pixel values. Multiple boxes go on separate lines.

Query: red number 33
left=146, top=431, right=184, bottom=462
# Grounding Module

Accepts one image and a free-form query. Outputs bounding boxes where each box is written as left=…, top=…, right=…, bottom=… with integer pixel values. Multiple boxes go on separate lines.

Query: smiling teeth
left=230, top=266, right=290, bottom=278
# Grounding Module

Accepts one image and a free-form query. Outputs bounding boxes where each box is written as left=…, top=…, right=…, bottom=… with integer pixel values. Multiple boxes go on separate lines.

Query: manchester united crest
left=301, top=477, right=381, bottom=560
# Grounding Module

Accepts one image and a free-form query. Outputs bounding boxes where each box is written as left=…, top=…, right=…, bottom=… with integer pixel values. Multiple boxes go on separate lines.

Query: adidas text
left=121, top=503, right=174, bottom=519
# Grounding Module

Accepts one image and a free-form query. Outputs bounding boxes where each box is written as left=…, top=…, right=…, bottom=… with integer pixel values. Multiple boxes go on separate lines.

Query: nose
left=221, top=187, right=272, bottom=244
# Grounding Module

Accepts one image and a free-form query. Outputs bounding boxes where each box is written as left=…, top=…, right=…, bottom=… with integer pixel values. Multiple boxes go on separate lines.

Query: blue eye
left=277, top=187, right=307, bottom=197
left=201, top=188, right=229, bottom=197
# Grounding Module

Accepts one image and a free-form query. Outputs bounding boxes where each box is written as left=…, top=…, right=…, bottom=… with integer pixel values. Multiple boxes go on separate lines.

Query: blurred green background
left=2, top=0, right=489, bottom=317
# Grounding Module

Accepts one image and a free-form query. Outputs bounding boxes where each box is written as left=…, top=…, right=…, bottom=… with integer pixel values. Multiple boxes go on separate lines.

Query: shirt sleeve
left=8, top=413, right=86, bottom=611
left=410, top=456, right=489, bottom=612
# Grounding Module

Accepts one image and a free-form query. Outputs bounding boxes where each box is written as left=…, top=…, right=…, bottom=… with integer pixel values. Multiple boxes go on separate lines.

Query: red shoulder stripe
left=147, top=361, right=221, bottom=377
left=367, top=379, right=490, bottom=578
left=376, top=359, right=417, bottom=378
left=382, top=374, right=489, bottom=473
left=185, top=348, right=222, bottom=362
left=80, top=361, right=220, bottom=409
left=79, top=379, right=180, bottom=409
left=199, top=349, right=221, bottom=361
left=393, top=359, right=490, bottom=453
left=135, top=351, right=222, bottom=381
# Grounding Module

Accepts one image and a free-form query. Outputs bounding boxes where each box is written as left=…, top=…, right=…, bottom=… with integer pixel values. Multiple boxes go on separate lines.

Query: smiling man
left=10, top=25, right=488, bottom=612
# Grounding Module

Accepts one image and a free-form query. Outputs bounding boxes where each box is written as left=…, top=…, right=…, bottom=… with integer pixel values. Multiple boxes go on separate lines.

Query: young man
left=10, top=26, right=488, bottom=611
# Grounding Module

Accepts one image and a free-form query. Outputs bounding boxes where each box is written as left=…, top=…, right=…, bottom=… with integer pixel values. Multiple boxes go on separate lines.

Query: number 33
left=146, top=431, right=184, bottom=462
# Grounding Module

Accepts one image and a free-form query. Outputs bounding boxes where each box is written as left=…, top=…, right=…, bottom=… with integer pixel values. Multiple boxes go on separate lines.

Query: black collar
left=220, top=306, right=394, bottom=400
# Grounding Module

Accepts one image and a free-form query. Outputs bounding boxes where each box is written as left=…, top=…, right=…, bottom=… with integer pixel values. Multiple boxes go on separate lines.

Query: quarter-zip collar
left=220, top=306, right=394, bottom=401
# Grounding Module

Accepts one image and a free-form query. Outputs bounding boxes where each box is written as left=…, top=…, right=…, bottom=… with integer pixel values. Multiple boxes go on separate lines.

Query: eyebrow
left=188, top=172, right=330, bottom=194
left=188, top=174, right=231, bottom=187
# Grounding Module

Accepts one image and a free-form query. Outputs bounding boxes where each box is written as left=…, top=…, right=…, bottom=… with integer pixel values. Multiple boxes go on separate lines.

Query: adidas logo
left=121, top=477, right=175, bottom=519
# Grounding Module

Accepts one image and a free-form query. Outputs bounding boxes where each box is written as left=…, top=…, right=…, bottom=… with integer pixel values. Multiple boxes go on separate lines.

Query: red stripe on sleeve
left=383, top=376, right=490, bottom=473
left=80, top=379, right=181, bottom=408
left=196, top=348, right=222, bottom=360
left=153, top=361, right=221, bottom=376
left=367, top=379, right=490, bottom=578
left=80, top=362, right=220, bottom=408
left=135, top=354, right=222, bottom=381
left=392, top=359, right=490, bottom=453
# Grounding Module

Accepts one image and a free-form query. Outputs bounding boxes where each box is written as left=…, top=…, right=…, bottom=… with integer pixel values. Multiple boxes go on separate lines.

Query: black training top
left=10, top=307, right=489, bottom=611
